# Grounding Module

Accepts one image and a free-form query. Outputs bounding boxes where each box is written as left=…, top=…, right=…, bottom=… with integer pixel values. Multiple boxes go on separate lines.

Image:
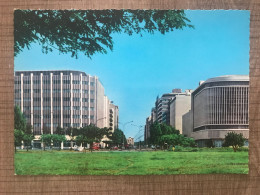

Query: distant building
left=169, top=89, right=193, bottom=134
left=190, top=75, right=249, bottom=147
left=144, top=116, right=152, bottom=144
left=145, top=89, right=191, bottom=143
left=104, top=96, right=119, bottom=132
left=155, top=89, right=185, bottom=124
left=182, top=110, right=192, bottom=137
left=127, top=137, right=134, bottom=146
left=14, top=70, right=118, bottom=147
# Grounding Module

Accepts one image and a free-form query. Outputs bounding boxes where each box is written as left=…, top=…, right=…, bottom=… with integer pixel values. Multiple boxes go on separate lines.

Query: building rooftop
left=14, top=70, right=94, bottom=77
left=203, top=75, right=249, bottom=84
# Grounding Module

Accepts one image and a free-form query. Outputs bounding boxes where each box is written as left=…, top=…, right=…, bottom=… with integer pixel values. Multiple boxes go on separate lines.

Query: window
left=83, top=90, right=88, bottom=94
left=24, top=89, right=31, bottom=93
left=83, top=107, right=88, bottom=110
left=73, top=123, right=80, bottom=128
left=53, top=80, right=60, bottom=84
left=43, top=80, right=50, bottom=84
left=90, top=99, right=94, bottom=103
left=15, top=89, right=21, bottom=93
left=63, top=114, right=70, bottom=118
left=73, top=115, right=80, bottom=119
left=33, top=80, right=40, bottom=84
left=73, top=106, right=80, bottom=110
left=90, top=115, right=94, bottom=119
left=63, top=80, right=70, bottom=84
left=23, top=98, right=30, bottom=101
left=63, top=89, right=70, bottom=93
left=83, top=115, right=88, bottom=119
left=82, top=98, right=88, bottom=102
left=82, top=81, right=88, bottom=85
left=33, top=123, right=41, bottom=127
left=73, top=97, right=80, bottom=102
left=90, top=90, right=94, bottom=94
left=73, top=80, right=80, bottom=84
left=90, top=107, right=94, bottom=111
left=34, top=106, right=41, bottom=110
left=23, top=107, right=30, bottom=111
left=63, top=106, right=71, bottom=110
left=23, top=80, right=31, bottom=84
left=90, top=82, right=94, bottom=86
left=43, top=114, right=51, bottom=119
left=53, top=106, right=61, bottom=110
left=34, top=89, right=40, bottom=93
left=63, top=123, right=71, bottom=127
left=63, top=97, right=70, bottom=101
left=53, top=114, right=60, bottom=119
left=73, top=89, right=80, bottom=93
left=53, top=89, right=61, bottom=93
left=33, top=114, right=41, bottom=119
left=43, top=106, right=51, bottom=110
left=53, top=97, right=60, bottom=101
left=43, top=97, right=50, bottom=102
left=33, top=97, right=41, bottom=101
left=15, top=80, right=21, bottom=84
left=43, top=89, right=50, bottom=93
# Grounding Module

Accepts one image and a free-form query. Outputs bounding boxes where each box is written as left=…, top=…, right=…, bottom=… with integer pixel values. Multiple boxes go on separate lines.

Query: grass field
left=15, top=149, right=248, bottom=175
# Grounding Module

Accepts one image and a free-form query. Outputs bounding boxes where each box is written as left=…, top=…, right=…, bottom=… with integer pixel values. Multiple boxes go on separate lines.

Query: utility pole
left=122, top=121, right=133, bottom=149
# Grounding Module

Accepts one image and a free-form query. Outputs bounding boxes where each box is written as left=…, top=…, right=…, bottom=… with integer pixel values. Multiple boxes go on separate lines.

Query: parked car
left=92, top=146, right=100, bottom=150
left=110, top=146, right=118, bottom=150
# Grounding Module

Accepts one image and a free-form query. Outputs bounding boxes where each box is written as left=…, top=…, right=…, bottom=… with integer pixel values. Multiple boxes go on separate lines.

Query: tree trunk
left=233, top=146, right=237, bottom=152
left=90, top=143, right=93, bottom=153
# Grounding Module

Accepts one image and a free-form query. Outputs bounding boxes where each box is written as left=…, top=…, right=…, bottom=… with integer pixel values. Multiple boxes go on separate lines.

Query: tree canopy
left=149, top=122, right=194, bottom=148
left=109, top=129, right=127, bottom=147
left=14, top=105, right=34, bottom=151
left=222, top=132, right=246, bottom=152
left=14, top=10, right=193, bottom=59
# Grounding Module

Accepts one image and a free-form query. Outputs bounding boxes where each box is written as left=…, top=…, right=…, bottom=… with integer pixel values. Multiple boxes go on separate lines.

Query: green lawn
left=15, top=149, right=248, bottom=175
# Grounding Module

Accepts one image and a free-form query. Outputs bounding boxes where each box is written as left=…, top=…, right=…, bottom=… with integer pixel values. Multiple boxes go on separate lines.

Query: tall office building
left=144, top=89, right=190, bottom=143
left=14, top=70, right=118, bottom=137
left=155, top=89, right=184, bottom=124
left=190, top=75, right=249, bottom=147
left=169, top=89, right=193, bottom=134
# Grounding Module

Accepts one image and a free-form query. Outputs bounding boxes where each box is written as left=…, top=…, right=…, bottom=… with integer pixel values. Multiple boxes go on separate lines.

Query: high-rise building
left=190, top=75, right=249, bottom=147
left=169, top=89, right=193, bottom=134
left=14, top=70, right=118, bottom=137
left=144, top=89, right=190, bottom=143
left=155, top=89, right=185, bottom=124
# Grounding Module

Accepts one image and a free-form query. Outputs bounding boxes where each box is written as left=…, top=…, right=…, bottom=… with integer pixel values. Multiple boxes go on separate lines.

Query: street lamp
left=96, top=117, right=106, bottom=127
left=121, top=120, right=133, bottom=149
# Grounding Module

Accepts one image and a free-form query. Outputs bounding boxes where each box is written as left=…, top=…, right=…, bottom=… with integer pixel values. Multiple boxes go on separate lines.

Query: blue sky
left=14, top=10, right=250, bottom=140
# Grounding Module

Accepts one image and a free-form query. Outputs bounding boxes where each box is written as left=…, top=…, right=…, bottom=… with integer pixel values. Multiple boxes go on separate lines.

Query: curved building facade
left=191, top=75, right=249, bottom=147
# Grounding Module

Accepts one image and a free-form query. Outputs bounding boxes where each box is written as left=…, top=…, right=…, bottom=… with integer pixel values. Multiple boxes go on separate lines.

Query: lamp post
left=96, top=117, right=106, bottom=127
left=132, top=124, right=144, bottom=150
left=121, top=120, right=133, bottom=149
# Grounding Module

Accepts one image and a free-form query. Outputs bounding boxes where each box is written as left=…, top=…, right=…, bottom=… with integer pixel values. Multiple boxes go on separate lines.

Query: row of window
left=15, top=89, right=95, bottom=94
left=15, top=80, right=95, bottom=85
left=29, top=106, right=95, bottom=111
left=17, top=97, right=95, bottom=103
left=34, top=114, right=93, bottom=119
left=33, top=120, right=95, bottom=128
